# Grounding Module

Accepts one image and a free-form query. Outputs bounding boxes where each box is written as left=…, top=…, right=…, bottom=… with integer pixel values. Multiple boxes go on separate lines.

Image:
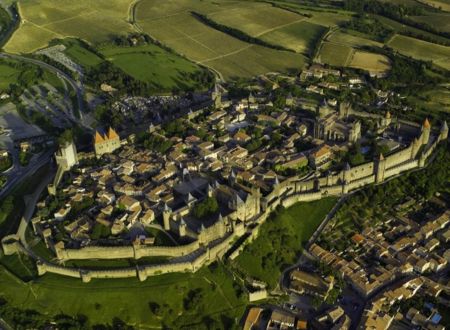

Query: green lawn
left=63, top=39, right=104, bottom=68
left=99, top=44, right=211, bottom=92
left=235, top=198, right=337, bottom=288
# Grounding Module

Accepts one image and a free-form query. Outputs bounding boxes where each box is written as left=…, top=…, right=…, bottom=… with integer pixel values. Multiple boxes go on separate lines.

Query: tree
left=58, top=129, right=74, bottom=146
left=193, top=197, right=219, bottom=219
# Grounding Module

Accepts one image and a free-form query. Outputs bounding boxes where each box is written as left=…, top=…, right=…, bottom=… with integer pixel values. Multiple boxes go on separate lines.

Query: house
left=243, top=307, right=263, bottom=330
left=267, top=310, right=295, bottom=330
left=233, top=131, right=251, bottom=144
left=117, top=195, right=140, bottom=212
left=54, top=206, right=71, bottom=221
left=309, top=145, right=332, bottom=169
left=140, top=209, right=155, bottom=225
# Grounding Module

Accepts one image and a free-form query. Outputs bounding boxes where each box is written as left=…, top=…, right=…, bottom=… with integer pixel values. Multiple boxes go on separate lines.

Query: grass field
left=62, top=39, right=103, bottom=68
left=387, top=34, right=450, bottom=70
left=348, top=51, right=391, bottom=75
left=235, top=198, right=337, bottom=288
left=0, top=62, right=22, bottom=90
left=99, top=44, right=209, bottom=91
left=4, top=0, right=135, bottom=53
left=0, top=260, right=247, bottom=328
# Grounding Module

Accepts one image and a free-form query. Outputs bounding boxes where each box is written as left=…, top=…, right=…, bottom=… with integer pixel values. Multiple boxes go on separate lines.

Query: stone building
left=94, top=127, right=121, bottom=157
left=314, top=102, right=361, bottom=143
left=55, top=141, right=78, bottom=171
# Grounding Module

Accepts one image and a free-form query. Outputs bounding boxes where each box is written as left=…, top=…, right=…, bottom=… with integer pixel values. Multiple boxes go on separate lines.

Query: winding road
left=0, top=52, right=90, bottom=129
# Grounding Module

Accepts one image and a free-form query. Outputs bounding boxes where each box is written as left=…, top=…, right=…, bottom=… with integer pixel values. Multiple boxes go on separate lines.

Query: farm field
left=99, top=44, right=211, bottom=91
left=317, top=41, right=353, bottom=67
left=327, top=30, right=383, bottom=48
left=387, top=34, right=450, bottom=70
left=410, top=13, right=450, bottom=32
left=206, top=2, right=328, bottom=55
left=348, top=51, right=391, bottom=76
left=260, top=21, right=327, bottom=54
left=273, top=3, right=354, bottom=27
left=408, top=86, right=450, bottom=116
left=418, top=0, right=450, bottom=11
left=4, top=0, right=135, bottom=54
left=234, top=198, right=337, bottom=288
left=207, top=2, right=306, bottom=37
left=135, top=0, right=307, bottom=79
left=374, top=15, right=450, bottom=44
left=0, top=259, right=247, bottom=328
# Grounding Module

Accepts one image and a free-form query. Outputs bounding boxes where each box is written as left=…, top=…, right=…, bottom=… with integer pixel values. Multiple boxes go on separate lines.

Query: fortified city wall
left=3, top=121, right=447, bottom=282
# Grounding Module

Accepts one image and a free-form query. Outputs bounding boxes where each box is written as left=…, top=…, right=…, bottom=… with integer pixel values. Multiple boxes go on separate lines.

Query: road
left=0, top=148, right=54, bottom=200
left=0, top=52, right=90, bottom=129
left=17, top=170, right=54, bottom=248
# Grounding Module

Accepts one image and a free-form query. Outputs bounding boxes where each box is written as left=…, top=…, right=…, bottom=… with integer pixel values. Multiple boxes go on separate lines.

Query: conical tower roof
left=108, top=127, right=119, bottom=139
left=95, top=131, right=105, bottom=144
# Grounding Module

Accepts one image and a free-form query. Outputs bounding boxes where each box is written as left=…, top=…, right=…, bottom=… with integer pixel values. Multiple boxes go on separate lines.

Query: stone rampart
left=58, top=241, right=200, bottom=261
left=32, top=130, right=446, bottom=281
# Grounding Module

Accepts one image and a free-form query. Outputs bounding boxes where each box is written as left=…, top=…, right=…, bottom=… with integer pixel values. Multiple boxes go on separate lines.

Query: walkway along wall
left=36, top=232, right=238, bottom=282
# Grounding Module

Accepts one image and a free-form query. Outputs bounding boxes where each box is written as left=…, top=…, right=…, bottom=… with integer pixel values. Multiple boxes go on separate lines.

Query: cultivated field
left=327, top=30, right=383, bottom=48
left=375, top=15, right=450, bottom=44
left=410, top=13, right=450, bottom=32
left=275, top=4, right=353, bottom=26
left=317, top=41, right=353, bottom=67
left=135, top=0, right=307, bottom=79
left=387, top=34, right=450, bottom=70
left=418, top=0, right=450, bottom=11
left=4, top=0, right=135, bottom=53
left=260, top=21, right=327, bottom=54
left=348, top=51, right=391, bottom=76
left=207, top=2, right=306, bottom=37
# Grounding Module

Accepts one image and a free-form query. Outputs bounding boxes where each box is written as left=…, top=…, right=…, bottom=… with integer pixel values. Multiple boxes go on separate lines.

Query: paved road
left=17, top=171, right=54, bottom=248
left=0, top=317, right=14, bottom=330
left=0, top=53, right=90, bottom=129
left=0, top=149, right=54, bottom=200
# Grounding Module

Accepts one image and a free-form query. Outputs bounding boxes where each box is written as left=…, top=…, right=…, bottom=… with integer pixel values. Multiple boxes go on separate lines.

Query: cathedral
left=313, top=101, right=361, bottom=143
